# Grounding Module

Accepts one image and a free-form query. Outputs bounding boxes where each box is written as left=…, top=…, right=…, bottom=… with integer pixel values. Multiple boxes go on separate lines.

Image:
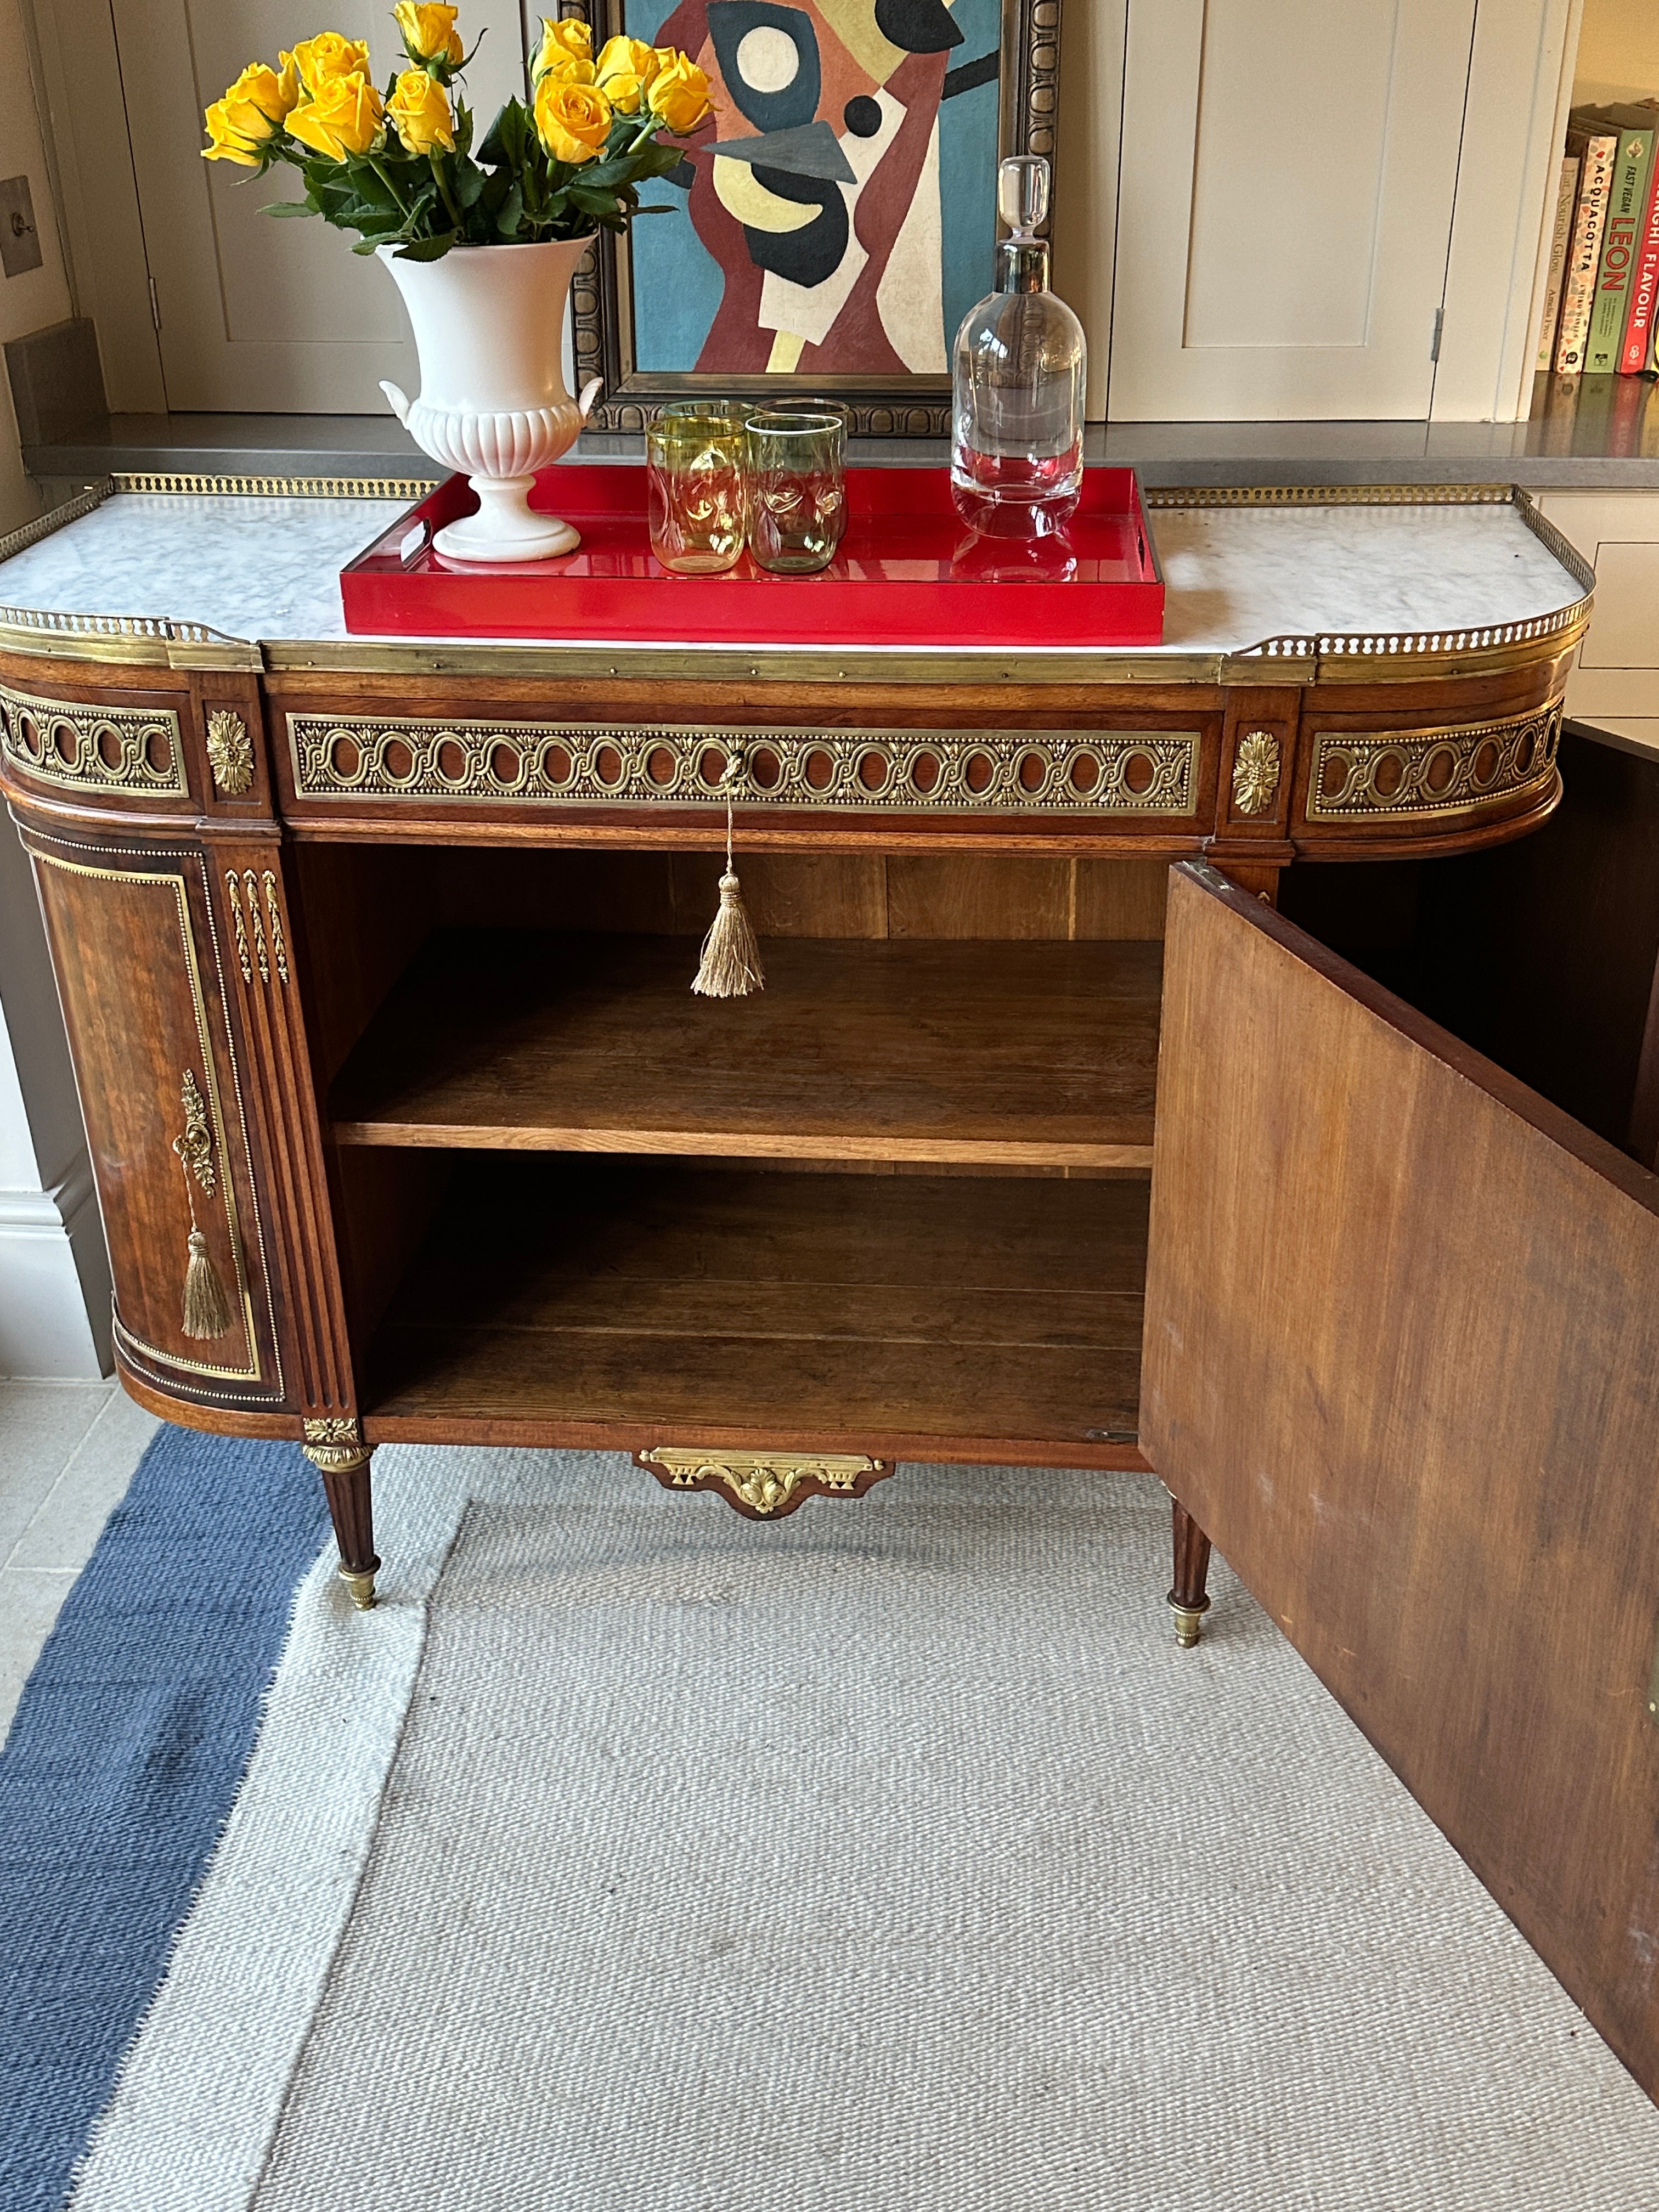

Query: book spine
left=1558, top=133, right=1618, bottom=373
left=1587, top=125, right=1656, bottom=371
left=1622, top=147, right=1659, bottom=372
left=1538, top=154, right=1582, bottom=372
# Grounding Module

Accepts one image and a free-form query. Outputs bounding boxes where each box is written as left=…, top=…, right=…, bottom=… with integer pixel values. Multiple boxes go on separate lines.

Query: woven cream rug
left=70, top=1453, right=1659, bottom=2209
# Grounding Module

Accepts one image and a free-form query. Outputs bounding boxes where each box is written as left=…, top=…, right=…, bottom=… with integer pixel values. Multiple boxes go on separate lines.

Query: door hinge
left=148, top=275, right=161, bottom=332
left=1430, top=306, right=1444, bottom=362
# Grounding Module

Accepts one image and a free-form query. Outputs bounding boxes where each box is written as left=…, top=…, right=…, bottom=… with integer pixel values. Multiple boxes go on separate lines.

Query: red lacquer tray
left=340, top=465, right=1164, bottom=646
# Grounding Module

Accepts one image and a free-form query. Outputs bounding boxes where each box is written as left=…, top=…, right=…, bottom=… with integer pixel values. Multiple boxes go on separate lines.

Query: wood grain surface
left=330, top=932, right=1163, bottom=1167
left=366, top=1159, right=1148, bottom=1459
left=1143, top=862, right=1659, bottom=2102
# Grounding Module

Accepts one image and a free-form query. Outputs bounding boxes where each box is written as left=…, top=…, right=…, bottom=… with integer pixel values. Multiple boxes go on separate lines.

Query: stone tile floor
left=0, top=1379, right=159, bottom=1744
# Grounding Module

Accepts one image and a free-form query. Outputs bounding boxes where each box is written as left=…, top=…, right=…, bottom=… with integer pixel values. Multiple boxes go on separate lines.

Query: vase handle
left=380, top=380, right=411, bottom=425
left=578, top=377, right=603, bottom=420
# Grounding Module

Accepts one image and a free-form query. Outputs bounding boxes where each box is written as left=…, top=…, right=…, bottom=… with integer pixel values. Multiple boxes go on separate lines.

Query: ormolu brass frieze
left=639, top=1447, right=888, bottom=1517
left=1306, top=701, right=1562, bottom=822
left=287, top=717, right=1201, bottom=816
left=0, top=682, right=185, bottom=795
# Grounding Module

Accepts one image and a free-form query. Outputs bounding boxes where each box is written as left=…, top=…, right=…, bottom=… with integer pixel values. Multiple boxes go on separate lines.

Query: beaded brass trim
left=0, top=681, right=185, bottom=795
left=1144, top=484, right=1520, bottom=509
left=286, top=716, right=1201, bottom=815
left=111, top=471, right=433, bottom=500
left=1305, top=701, right=1562, bottom=822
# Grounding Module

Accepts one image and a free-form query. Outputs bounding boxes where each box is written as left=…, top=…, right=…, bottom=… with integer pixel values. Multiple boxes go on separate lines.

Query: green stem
left=627, top=114, right=663, bottom=154
left=429, top=153, right=463, bottom=229
left=370, top=157, right=410, bottom=219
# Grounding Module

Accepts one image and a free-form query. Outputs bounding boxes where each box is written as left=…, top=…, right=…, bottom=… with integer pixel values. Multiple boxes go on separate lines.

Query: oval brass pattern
left=286, top=718, right=1202, bottom=816
left=1306, top=701, right=1562, bottom=822
left=0, top=681, right=185, bottom=795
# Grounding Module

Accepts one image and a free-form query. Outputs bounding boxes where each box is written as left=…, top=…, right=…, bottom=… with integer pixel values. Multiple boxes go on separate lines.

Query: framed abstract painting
left=567, top=0, right=1063, bottom=433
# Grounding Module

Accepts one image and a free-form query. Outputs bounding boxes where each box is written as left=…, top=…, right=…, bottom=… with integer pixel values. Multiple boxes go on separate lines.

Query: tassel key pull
left=692, top=783, right=764, bottom=998
left=692, top=868, right=764, bottom=998
left=174, top=1069, right=235, bottom=1340
left=183, top=1226, right=233, bottom=1339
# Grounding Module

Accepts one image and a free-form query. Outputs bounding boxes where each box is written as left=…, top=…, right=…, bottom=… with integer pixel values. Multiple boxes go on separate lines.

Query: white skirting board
left=0, top=1149, right=112, bottom=1378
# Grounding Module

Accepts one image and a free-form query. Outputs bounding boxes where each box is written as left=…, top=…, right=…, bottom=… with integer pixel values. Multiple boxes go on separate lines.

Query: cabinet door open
left=1143, top=861, right=1659, bottom=2098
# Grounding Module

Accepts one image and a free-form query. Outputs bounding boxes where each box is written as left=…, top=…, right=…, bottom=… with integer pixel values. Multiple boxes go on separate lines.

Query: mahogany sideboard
left=10, top=475, right=1659, bottom=2097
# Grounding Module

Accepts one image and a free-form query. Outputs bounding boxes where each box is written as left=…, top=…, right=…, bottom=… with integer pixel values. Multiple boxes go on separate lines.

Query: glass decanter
left=951, top=154, right=1086, bottom=541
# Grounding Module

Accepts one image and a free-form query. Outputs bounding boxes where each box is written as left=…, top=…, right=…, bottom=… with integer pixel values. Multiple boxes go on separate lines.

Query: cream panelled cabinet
left=106, top=1, right=532, bottom=412
left=1108, top=0, right=1577, bottom=422
left=1535, top=491, right=1659, bottom=751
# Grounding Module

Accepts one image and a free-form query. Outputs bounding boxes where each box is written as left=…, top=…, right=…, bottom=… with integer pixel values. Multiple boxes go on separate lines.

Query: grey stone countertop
left=21, top=374, right=1659, bottom=492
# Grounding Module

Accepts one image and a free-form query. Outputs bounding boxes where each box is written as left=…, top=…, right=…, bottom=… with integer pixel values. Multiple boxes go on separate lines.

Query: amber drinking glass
left=744, top=410, right=847, bottom=575
left=646, top=405, right=748, bottom=575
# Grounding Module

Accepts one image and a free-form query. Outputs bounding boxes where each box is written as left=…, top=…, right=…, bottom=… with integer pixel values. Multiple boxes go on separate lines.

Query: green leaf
left=494, top=180, right=524, bottom=237
left=453, top=155, right=485, bottom=208
left=393, top=230, right=458, bottom=261
left=261, top=200, right=318, bottom=217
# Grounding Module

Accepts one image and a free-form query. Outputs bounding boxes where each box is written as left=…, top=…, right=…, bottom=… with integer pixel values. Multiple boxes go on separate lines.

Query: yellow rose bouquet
left=202, top=10, right=713, bottom=261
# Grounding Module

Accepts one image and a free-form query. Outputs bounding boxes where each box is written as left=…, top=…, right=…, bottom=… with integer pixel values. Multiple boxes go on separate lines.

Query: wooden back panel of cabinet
left=26, top=829, right=275, bottom=1395
left=1143, top=864, right=1659, bottom=2097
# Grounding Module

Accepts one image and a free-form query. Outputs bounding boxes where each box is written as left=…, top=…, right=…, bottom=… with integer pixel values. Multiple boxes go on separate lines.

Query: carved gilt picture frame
left=561, top=0, right=1063, bottom=435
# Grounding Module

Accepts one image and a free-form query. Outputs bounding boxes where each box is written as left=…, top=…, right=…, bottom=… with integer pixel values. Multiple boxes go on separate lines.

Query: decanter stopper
left=996, top=155, right=1051, bottom=294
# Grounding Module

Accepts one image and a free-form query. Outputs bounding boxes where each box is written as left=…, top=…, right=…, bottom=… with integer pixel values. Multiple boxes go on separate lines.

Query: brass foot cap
left=1167, top=1591, right=1211, bottom=1649
left=338, top=1557, right=381, bottom=1611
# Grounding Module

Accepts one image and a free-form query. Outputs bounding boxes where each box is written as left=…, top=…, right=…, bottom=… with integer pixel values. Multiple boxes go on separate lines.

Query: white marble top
left=0, top=487, right=1585, bottom=656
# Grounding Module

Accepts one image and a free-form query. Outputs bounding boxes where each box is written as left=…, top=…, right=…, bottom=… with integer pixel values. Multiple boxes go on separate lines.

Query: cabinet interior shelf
left=329, top=930, right=1163, bottom=1170
left=363, top=1158, right=1148, bottom=1459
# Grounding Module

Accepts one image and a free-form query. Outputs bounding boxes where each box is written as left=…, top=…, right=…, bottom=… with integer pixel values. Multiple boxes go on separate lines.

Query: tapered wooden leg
left=301, top=1419, right=380, bottom=1610
left=1168, top=1500, right=1212, bottom=1647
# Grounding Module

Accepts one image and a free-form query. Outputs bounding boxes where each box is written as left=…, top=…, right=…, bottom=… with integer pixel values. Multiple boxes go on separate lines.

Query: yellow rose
left=594, top=35, right=659, bottom=114
left=645, top=50, right=713, bottom=134
left=532, top=15, right=592, bottom=83
left=286, top=70, right=386, bottom=160
left=533, top=74, right=612, bottom=165
left=284, top=32, right=372, bottom=96
left=201, top=61, right=294, bottom=163
left=393, top=2, right=464, bottom=67
left=388, top=67, right=455, bottom=154
left=202, top=100, right=263, bottom=167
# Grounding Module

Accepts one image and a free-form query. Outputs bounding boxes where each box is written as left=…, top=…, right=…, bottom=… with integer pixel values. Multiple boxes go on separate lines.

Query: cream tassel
left=691, top=803, right=764, bottom=998
left=182, top=1225, right=233, bottom=1339
left=174, top=1142, right=233, bottom=1341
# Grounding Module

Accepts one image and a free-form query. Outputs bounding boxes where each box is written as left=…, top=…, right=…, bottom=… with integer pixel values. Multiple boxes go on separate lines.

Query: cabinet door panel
left=31, top=838, right=280, bottom=1400
left=108, top=1, right=528, bottom=410
left=1110, top=0, right=1473, bottom=420
left=1143, top=861, right=1659, bottom=2097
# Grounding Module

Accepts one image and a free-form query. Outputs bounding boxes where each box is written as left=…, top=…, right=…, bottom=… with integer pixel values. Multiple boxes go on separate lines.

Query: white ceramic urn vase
left=377, top=236, right=602, bottom=563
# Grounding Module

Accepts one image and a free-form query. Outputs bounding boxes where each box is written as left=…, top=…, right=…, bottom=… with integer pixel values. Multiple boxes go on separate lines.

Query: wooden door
left=1142, top=861, right=1659, bottom=2098
left=1109, top=0, right=1475, bottom=420
left=27, top=828, right=284, bottom=1407
left=109, top=0, right=531, bottom=410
